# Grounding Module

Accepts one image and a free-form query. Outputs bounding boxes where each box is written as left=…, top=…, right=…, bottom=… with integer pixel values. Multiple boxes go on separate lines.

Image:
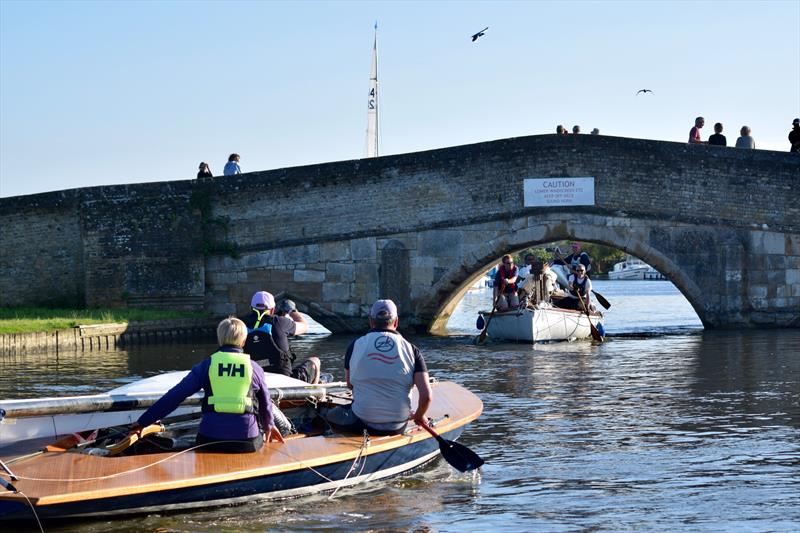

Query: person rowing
left=553, top=264, right=594, bottom=312
left=493, top=254, right=519, bottom=311
left=563, top=241, right=592, bottom=275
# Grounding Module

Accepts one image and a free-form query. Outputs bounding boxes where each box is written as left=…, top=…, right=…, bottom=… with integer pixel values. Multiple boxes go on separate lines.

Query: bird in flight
left=471, top=27, right=489, bottom=42
left=636, top=89, right=654, bottom=95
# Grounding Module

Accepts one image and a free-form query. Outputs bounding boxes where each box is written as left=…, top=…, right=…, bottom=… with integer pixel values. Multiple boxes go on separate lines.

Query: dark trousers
left=196, top=432, right=264, bottom=453
left=324, top=405, right=407, bottom=436
left=553, top=297, right=582, bottom=311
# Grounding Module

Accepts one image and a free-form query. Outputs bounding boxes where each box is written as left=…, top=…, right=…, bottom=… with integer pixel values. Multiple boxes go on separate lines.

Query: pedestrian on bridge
left=789, top=118, right=800, bottom=153
left=735, top=126, right=756, bottom=149
left=224, top=153, right=242, bottom=176
left=689, top=117, right=707, bottom=144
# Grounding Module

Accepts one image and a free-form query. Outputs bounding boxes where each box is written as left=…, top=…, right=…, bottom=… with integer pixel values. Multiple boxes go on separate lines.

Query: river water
left=2, top=281, right=799, bottom=532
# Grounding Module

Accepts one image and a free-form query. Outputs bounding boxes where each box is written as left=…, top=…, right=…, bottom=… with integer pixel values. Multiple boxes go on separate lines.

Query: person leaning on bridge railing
left=790, top=118, right=800, bottom=153
left=689, top=116, right=707, bottom=144
left=735, top=126, right=756, bottom=149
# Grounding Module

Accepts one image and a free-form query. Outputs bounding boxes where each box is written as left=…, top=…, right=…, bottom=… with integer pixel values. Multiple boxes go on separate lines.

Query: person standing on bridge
left=324, top=299, right=432, bottom=436
left=223, top=153, right=242, bottom=176
left=708, top=123, right=727, bottom=146
left=242, top=291, right=320, bottom=385
left=689, top=117, right=706, bottom=144
left=735, top=126, right=756, bottom=149
left=197, top=162, right=213, bottom=179
left=790, top=118, right=800, bottom=153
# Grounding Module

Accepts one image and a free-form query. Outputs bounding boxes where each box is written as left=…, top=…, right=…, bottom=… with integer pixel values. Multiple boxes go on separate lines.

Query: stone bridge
left=1, top=134, right=798, bottom=333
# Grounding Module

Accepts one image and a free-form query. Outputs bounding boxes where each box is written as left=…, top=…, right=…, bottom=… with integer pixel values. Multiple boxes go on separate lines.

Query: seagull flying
left=471, top=27, right=489, bottom=42
left=636, top=89, right=654, bottom=95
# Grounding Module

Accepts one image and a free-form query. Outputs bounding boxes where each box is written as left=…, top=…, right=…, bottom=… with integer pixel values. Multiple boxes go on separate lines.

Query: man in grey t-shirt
left=325, top=299, right=432, bottom=435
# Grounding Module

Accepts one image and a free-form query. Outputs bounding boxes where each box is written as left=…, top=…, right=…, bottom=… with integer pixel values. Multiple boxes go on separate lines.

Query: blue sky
left=1, top=0, right=798, bottom=198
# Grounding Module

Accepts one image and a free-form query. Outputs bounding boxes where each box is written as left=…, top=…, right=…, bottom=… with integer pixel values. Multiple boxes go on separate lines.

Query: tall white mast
left=365, top=21, right=379, bottom=158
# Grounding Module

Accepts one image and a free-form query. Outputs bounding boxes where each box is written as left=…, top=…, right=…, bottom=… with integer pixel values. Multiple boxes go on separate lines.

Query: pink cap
left=251, top=291, right=275, bottom=309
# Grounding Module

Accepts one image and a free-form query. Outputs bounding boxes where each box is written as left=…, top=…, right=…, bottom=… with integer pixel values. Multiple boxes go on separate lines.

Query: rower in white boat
left=479, top=259, right=603, bottom=343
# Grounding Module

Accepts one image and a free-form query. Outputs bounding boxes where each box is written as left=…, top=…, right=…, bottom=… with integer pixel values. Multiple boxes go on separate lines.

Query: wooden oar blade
left=435, top=435, right=485, bottom=472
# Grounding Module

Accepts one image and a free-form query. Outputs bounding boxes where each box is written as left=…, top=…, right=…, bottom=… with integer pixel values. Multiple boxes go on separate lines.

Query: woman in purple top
left=130, top=317, right=284, bottom=453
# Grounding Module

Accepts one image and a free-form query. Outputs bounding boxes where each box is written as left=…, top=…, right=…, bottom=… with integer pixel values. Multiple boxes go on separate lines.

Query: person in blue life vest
left=242, top=291, right=321, bottom=384
left=554, top=264, right=594, bottom=312
left=324, top=299, right=433, bottom=436
left=128, top=317, right=284, bottom=453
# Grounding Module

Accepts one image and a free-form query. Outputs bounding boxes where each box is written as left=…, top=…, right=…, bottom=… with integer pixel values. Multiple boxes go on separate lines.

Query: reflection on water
left=2, top=283, right=799, bottom=532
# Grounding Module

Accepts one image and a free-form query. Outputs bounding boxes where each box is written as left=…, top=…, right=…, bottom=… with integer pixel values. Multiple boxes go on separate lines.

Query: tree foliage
left=513, top=241, right=627, bottom=275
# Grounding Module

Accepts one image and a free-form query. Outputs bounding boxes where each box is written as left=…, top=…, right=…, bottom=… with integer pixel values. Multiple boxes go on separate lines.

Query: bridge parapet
left=1, top=134, right=798, bottom=331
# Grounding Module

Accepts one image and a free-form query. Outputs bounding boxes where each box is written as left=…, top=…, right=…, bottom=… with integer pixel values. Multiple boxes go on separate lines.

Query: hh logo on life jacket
left=218, top=363, right=245, bottom=377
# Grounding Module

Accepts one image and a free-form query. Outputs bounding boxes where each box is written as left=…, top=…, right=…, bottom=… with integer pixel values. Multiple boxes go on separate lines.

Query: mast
left=365, top=21, right=378, bottom=158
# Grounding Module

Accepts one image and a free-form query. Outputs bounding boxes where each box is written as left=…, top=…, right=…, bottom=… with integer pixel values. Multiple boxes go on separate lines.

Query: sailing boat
left=365, top=22, right=378, bottom=157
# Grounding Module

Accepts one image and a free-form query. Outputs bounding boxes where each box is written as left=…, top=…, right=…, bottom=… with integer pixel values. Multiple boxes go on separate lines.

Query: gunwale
left=483, top=305, right=602, bottom=342
left=0, top=381, right=482, bottom=513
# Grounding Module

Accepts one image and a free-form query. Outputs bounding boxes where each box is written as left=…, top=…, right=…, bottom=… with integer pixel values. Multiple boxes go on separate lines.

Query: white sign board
left=523, top=177, right=595, bottom=207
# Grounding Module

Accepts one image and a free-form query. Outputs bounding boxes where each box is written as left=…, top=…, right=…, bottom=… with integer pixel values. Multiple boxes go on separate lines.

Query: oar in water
left=476, top=301, right=498, bottom=344
left=418, top=418, right=484, bottom=472
left=576, top=290, right=603, bottom=342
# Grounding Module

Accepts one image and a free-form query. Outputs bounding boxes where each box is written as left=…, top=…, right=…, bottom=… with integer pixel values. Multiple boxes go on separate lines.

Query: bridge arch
left=425, top=212, right=708, bottom=334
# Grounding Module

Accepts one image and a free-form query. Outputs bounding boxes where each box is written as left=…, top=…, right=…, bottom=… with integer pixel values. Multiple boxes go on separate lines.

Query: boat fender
left=476, top=315, right=485, bottom=330
left=596, top=323, right=605, bottom=337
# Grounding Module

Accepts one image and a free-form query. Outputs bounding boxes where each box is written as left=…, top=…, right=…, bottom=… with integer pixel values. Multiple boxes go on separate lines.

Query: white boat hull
left=608, top=267, right=649, bottom=280
left=484, top=306, right=602, bottom=343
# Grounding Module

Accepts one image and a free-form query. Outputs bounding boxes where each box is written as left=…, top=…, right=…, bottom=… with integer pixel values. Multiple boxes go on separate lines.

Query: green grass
left=0, top=307, right=209, bottom=334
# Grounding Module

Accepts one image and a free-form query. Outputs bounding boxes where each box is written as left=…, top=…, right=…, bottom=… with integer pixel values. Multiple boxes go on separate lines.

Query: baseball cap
left=250, top=291, right=275, bottom=309
left=794, top=118, right=800, bottom=125
left=370, top=299, right=398, bottom=319
left=277, top=299, right=296, bottom=314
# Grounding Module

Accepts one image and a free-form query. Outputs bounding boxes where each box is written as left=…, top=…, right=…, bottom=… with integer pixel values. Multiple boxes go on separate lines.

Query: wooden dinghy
left=480, top=303, right=603, bottom=343
left=0, top=372, right=339, bottom=450
left=0, top=380, right=483, bottom=521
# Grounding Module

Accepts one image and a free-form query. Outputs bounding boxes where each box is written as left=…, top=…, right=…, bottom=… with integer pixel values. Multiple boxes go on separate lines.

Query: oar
left=476, top=292, right=501, bottom=344
left=417, top=418, right=484, bottom=472
left=106, top=423, right=164, bottom=456
left=576, top=290, right=603, bottom=342
left=591, top=290, right=611, bottom=310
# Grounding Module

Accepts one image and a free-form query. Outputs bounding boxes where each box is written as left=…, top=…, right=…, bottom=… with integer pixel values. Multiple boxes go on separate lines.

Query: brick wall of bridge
left=1, top=134, right=798, bottom=330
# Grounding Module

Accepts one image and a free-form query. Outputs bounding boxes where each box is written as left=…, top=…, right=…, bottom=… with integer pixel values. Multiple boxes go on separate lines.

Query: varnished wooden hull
left=0, top=381, right=482, bottom=520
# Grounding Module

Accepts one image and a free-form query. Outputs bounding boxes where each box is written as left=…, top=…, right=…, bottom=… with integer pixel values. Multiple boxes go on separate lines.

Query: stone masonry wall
left=0, top=190, right=84, bottom=307
left=1, top=134, right=797, bottom=330
left=1, top=181, right=205, bottom=310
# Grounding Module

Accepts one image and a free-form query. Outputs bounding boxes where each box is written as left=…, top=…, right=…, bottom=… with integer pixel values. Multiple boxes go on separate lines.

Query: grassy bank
left=0, top=308, right=208, bottom=334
